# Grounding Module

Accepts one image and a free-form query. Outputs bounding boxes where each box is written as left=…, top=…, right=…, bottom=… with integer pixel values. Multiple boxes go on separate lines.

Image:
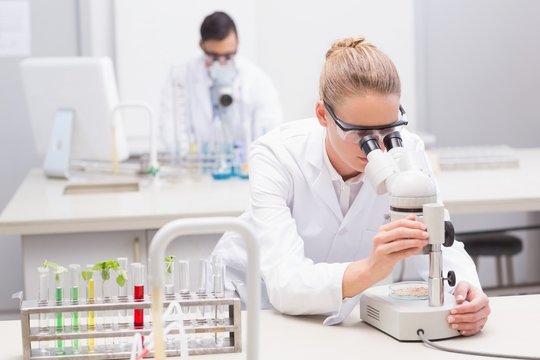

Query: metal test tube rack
left=20, top=291, right=242, bottom=360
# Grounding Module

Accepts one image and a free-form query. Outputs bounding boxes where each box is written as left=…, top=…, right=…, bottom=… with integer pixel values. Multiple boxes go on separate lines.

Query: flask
left=232, top=141, right=249, bottom=179
left=211, top=114, right=233, bottom=180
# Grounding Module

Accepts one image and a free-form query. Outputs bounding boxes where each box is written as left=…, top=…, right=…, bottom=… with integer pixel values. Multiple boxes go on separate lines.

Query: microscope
left=359, top=131, right=460, bottom=341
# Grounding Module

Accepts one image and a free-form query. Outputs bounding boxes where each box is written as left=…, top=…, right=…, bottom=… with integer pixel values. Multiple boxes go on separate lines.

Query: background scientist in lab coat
left=212, top=35, right=491, bottom=335
left=160, top=11, right=282, bottom=157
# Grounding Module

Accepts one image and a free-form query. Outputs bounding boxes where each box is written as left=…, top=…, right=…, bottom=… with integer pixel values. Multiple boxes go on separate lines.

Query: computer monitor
left=20, top=57, right=129, bottom=177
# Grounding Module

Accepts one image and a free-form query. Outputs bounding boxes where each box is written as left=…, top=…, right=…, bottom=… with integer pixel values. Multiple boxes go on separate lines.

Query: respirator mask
left=208, top=60, right=238, bottom=109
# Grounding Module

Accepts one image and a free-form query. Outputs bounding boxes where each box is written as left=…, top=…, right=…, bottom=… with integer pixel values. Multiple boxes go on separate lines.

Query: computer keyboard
left=430, top=145, right=520, bottom=171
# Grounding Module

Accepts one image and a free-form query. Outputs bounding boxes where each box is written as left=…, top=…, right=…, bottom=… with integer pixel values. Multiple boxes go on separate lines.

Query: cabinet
left=22, top=230, right=147, bottom=300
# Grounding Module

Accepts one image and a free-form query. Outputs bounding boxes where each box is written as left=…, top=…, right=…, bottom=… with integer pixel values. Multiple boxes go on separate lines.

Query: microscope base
left=360, top=284, right=460, bottom=341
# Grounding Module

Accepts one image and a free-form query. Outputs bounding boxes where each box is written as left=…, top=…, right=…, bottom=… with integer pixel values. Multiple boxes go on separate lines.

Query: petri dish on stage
left=389, top=281, right=429, bottom=300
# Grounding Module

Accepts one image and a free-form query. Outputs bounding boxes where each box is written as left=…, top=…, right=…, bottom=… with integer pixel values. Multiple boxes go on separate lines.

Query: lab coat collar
left=305, top=124, right=343, bottom=221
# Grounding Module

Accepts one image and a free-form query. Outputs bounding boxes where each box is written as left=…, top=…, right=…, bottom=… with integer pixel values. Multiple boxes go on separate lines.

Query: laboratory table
left=3, top=294, right=540, bottom=360
left=1, top=148, right=540, bottom=299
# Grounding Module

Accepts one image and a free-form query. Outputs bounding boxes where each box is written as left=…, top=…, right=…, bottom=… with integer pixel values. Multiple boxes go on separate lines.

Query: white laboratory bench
left=1, top=148, right=540, bottom=299
left=3, top=294, right=540, bottom=360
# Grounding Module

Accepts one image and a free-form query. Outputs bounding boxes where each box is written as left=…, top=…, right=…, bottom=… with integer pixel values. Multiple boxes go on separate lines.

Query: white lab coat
left=160, top=55, right=282, bottom=155
left=211, top=118, right=481, bottom=324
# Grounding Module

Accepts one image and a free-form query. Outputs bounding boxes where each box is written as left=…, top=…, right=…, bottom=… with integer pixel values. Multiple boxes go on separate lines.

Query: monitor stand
left=43, top=109, right=74, bottom=179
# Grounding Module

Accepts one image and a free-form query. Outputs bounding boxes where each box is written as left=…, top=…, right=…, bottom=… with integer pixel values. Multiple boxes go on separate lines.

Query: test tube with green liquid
left=69, top=264, right=80, bottom=354
left=54, top=269, right=65, bottom=355
left=82, top=265, right=95, bottom=353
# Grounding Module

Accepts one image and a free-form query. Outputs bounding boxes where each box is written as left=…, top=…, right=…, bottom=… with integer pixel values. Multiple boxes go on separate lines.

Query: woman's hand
left=366, top=214, right=429, bottom=282
left=342, top=214, right=428, bottom=298
left=448, top=281, right=491, bottom=336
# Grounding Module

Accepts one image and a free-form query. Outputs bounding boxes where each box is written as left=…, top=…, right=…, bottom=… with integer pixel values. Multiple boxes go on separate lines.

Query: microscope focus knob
left=444, top=221, right=455, bottom=247
left=446, top=270, right=456, bottom=287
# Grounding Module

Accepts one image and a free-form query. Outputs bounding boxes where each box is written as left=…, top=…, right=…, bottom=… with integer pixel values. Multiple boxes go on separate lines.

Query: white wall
left=0, top=0, right=79, bottom=315
left=113, top=0, right=417, bottom=146
left=255, top=1, right=416, bottom=123
left=417, top=0, right=540, bottom=147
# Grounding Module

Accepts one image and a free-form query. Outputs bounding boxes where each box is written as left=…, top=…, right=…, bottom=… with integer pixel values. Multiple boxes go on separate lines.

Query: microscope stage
left=360, top=284, right=460, bottom=341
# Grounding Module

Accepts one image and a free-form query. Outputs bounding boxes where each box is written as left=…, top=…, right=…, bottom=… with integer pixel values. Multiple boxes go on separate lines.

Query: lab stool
left=459, top=233, right=523, bottom=287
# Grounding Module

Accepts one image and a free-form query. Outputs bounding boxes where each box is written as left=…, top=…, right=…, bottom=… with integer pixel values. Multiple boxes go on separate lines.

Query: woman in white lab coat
left=212, top=36, right=490, bottom=335
left=160, top=12, right=282, bottom=157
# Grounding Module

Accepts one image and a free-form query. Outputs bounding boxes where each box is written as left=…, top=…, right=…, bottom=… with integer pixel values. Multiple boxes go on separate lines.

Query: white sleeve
left=248, top=139, right=348, bottom=316
left=250, top=72, right=283, bottom=139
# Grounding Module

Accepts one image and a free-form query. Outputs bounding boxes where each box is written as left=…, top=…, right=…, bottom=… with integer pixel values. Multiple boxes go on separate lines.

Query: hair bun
left=326, top=36, right=374, bottom=58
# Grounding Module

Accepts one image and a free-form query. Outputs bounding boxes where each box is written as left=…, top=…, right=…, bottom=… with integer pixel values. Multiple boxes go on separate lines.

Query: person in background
left=211, top=35, right=490, bottom=335
left=160, top=11, right=282, bottom=161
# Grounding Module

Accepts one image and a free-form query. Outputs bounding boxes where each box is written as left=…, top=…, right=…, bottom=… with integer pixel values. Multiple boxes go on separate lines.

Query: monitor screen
left=20, top=57, right=129, bottom=163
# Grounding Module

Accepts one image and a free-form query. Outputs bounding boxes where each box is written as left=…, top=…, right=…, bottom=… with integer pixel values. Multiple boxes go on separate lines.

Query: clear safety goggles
left=324, top=102, right=408, bottom=144
left=203, top=50, right=237, bottom=63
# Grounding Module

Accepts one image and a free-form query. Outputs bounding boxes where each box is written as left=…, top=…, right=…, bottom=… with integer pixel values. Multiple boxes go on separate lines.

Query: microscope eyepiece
left=383, top=131, right=404, bottom=150
left=359, top=135, right=381, bottom=155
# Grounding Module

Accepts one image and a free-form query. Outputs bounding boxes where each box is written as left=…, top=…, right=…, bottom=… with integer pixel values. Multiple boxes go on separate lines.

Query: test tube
left=37, top=266, right=50, bottom=355
left=178, top=259, right=190, bottom=297
left=211, top=256, right=226, bottom=345
left=164, top=257, right=175, bottom=299
left=132, top=263, right=145, bottom=331
left=53, top=268, right=65, bottom=355
left=37, top=266, right=49, bottom=331
left=117, top=257, right=129, bottom=329
left=84, top=265, right=95, bottom=353
left=196, top=259, right=208, bottom=325
left=69, top=264, right=80, bottom=354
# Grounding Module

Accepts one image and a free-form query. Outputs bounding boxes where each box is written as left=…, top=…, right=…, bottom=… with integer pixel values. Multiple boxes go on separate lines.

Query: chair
left=459, top=233, right=523, bottom=287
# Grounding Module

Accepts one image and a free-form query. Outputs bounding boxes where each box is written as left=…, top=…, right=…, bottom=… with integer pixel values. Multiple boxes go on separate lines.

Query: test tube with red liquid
left=132, top=263, right=145, bottom=330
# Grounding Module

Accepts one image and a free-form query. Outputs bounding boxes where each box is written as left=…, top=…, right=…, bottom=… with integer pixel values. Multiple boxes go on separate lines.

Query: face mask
left=208, top=61, right=238, bottom=108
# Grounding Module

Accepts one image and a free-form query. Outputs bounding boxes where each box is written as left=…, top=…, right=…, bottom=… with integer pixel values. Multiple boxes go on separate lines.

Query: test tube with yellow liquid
left=82, top=265, right=95, bottom=353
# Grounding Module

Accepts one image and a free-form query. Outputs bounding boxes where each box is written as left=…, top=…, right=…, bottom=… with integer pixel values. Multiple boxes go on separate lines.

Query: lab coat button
left=338, top=228, right=348, bottom=236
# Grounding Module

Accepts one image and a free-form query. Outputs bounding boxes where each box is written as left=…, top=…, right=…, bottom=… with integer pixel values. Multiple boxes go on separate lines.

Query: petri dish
left=389, top=281, right=429, bottom=300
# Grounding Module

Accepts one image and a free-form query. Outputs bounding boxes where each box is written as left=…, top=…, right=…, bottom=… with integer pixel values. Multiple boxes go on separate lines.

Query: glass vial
left=164, top=256, right=175, bottom=300
left=69, top=264, right=80, bottom=354
left=83, top=265, right=96, bottom=353
left=54, top=269, right=65, bottom=355
left=132, top=263, right=145, bottom=330
left=116, top=257, right=129, bottom=331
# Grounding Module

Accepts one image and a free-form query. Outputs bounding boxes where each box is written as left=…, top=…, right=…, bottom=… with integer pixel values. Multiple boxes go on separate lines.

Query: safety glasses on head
left=203, top=50, right=237, bottom=63
left=324, top=102, right=408, bottom=144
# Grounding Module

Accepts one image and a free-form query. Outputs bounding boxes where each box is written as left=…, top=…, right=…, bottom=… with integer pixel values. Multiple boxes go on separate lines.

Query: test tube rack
left=20, top=291, right=241, bottom=360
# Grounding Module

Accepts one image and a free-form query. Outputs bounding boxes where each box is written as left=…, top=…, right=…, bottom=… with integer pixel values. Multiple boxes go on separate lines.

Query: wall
left=113, top=0, right=417, bottom=147
left=415, top=0, right=540, bottom=286
left=417, top=0, right=540, bottom=147
left=0, top=0, right=79, bottom=315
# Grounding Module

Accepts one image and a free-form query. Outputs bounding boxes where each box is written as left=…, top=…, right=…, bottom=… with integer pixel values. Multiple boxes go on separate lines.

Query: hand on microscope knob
left=367, top=214, right=430, bottom=281
left=447, top=281, right=491, bottom=336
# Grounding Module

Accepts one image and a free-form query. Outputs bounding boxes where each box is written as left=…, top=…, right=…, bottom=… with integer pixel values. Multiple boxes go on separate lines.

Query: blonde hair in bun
left=320, top=35, right=400, bottom=108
